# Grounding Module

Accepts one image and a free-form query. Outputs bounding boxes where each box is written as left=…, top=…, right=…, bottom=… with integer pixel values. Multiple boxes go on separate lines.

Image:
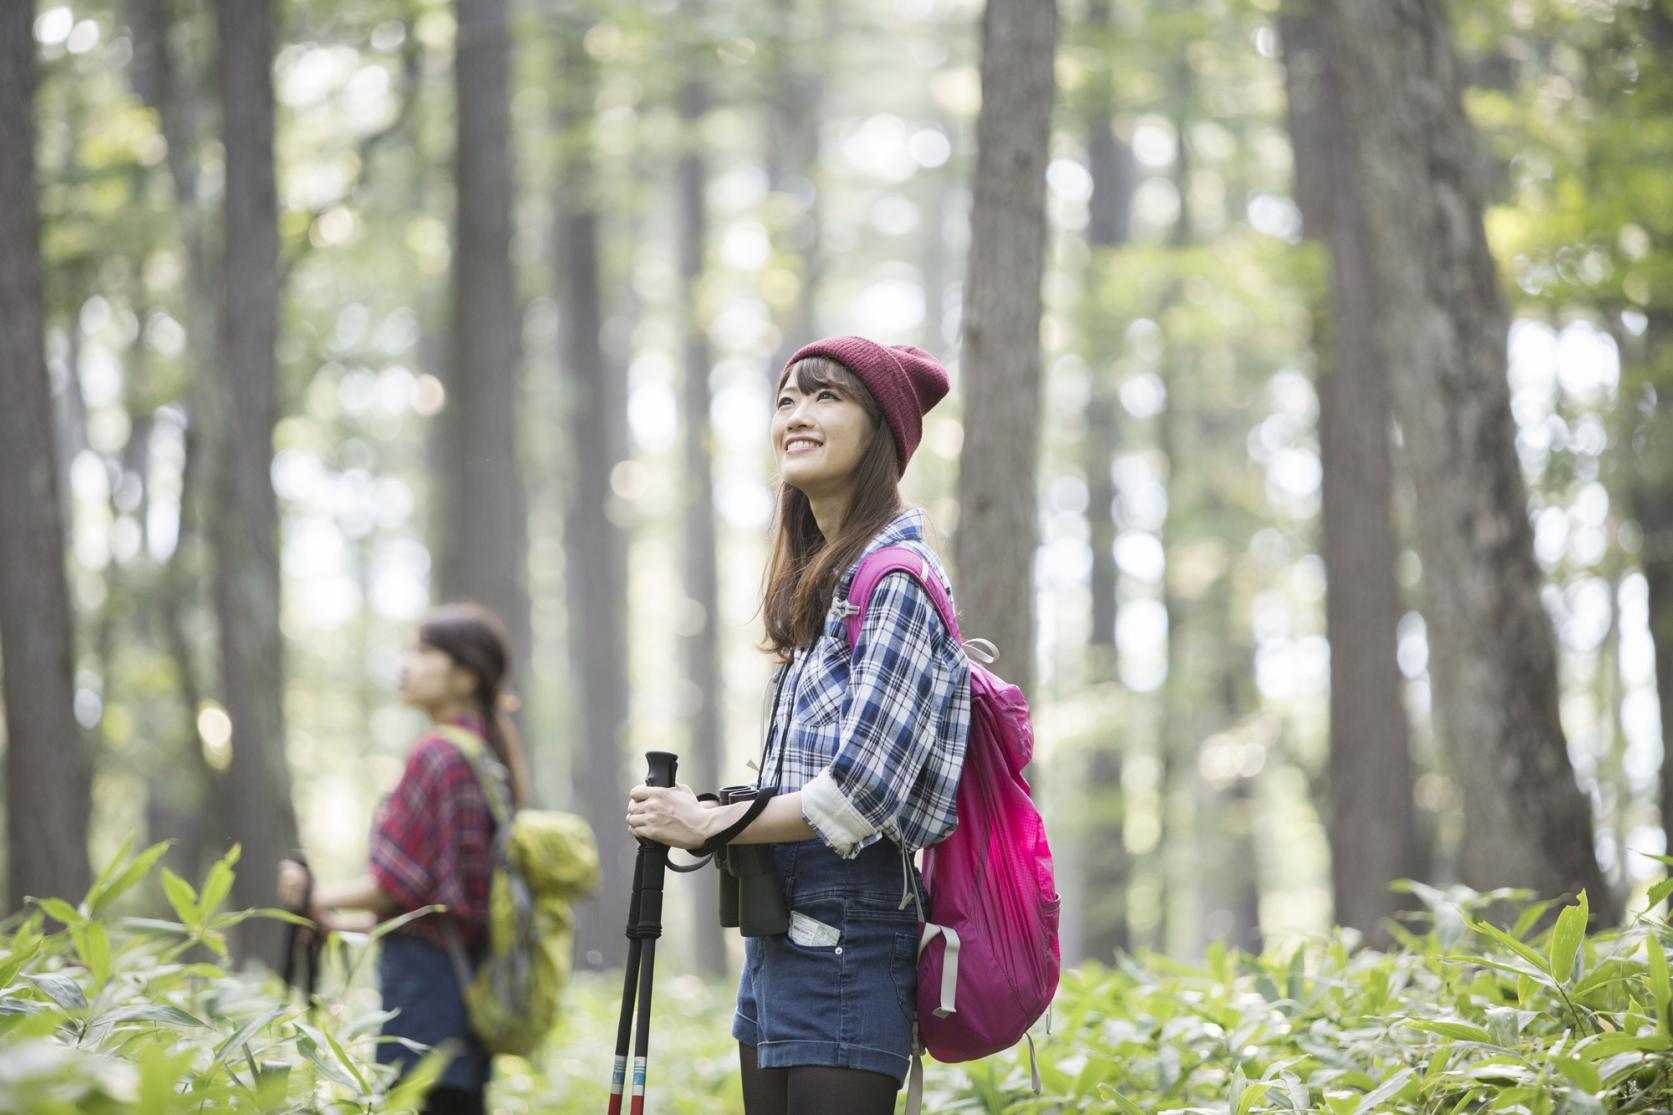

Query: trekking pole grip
left=644, top=751, right=677, bottom=790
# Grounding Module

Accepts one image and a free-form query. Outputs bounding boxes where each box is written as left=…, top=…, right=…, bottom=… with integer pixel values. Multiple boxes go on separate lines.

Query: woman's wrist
left=703, top=801, right=748, bottom=845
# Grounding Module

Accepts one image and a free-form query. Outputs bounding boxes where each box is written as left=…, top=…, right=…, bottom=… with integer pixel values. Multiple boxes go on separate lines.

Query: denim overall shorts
left=732, top=837, right=922, bottom=1085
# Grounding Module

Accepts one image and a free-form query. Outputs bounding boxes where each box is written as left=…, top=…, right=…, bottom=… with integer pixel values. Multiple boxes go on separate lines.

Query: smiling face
left=772, top=358, right=879, bottom=501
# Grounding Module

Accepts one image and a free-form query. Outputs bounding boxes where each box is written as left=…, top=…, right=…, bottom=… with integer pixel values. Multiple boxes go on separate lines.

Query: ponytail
left=481, top=695, right=532, bottom=809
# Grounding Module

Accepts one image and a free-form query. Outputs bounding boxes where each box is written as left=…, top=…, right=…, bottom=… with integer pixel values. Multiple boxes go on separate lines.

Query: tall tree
left=0, top=0, right=93, bottom=912
left=128, top=0, right=217, bottom=882
left=1077, top=0, right=1137, bottom=961
left=213, top=0, right=297, bottom=958
left=1280, top=0, right=1422, bottom=946
left=954, top=0, right=1060, bottom=699
left=554, top=13, right=632, bottom=971
left=1331, top=0, right=1613, bottom=916
left=676, top=44, right=727, bottom=977
left=764, top=0, right=824, bottom=372
left=438, top=0, right=531, bottom=696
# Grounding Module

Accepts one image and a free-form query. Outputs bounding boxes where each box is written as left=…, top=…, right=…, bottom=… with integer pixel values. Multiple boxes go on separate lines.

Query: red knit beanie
left=783, top=336, right=950, bottom=474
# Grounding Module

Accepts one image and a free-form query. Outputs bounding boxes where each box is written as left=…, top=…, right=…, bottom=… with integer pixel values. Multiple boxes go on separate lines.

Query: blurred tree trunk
left=765, top=0, right=823, bottom=372
left=1078, top=0, right=1135, bottom=962
left=213, top=0, right=296, bottom=960
left=1332, top=0, right=1613, bottom=917
left=1280, top=0, right=1422, bottom=947
left=439, top=0, right=531, bottom=699
left=1155, top=91, right=1194, bottom=957
left=554, top=15, right=632, bottom=972
left=0, top=0, right=93, bottom=912
left=954, top=0, right=1059, bottom=699
left=1631, top=316, right=1673, bottom=870
left=678, top=55, right=726, bottom=977
left=127, top=0, right=216, bottom=882
left=1207, top=574, right=1262, bottom=955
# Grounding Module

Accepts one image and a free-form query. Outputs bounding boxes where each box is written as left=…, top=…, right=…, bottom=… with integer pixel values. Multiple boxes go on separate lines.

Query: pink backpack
left=845, top=548, right=1062, bottom=1076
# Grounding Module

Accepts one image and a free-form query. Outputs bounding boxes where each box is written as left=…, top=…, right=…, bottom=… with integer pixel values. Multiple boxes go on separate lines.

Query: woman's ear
left=448, top=664, right=478, bottom=701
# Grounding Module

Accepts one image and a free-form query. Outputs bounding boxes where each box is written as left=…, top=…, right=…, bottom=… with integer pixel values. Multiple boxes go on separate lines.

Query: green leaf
left=1404, top=1020, right=1497, bottom=1045
left=1548, top=892, right=1587, bottom=987
left=1644, top=877, right=1673, bottom=911
left=1351, top=1067, right=1413, bottom=1115
left=1468, top=918, right=1554, bottom=977
left=197, top=845, right=240, bottom=920
left=367, top=904, right=446, bottom=942
left=88, top=840, right=173, bottom=915
left=24, top=971, right=88, bottom=1011
left=1095, top=1085, right=1147, bottom=1115
left=1579, top=1032, right=1671, bottom=1060
left=94, top=1003, right=208, bottom=1028
left=30, top=897, right=84, bottom=927
left=76, top=921, right=109, bottom=990
left=82, top=832, right=135, bottom=910
left=0, top=935, right=42, bottom=987
left=382, top=1046, right=457, bottom=1114
left=211, top=906, right=313, bottom=930
left=296, top=1035, right=359, bottom=1090
left=210, top=1005, right=290, bottom=1067
left=1550, top=1055, right=1602, bottom=1093
left=160, top=869, right=199, bottom=927
left=1646, top=934, right=1670, bottom=1038
left=300, top=1022, right=368, bottom=1093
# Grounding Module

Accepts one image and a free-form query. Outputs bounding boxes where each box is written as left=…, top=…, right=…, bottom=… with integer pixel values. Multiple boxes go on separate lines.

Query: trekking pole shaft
left=608, top=849, right=649, bottom=1115
left=631, top=937, right=659, bottom=1115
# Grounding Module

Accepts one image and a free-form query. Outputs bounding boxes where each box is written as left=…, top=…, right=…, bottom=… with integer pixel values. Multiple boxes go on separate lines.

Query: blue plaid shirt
left=761, top=509, right=971, bottom=858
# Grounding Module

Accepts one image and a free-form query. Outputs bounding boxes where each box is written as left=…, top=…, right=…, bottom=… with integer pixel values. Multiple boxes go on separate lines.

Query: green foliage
left=10, top=845, right=1673, bottom=1113
left=0, top=839, right=441, bottom=1114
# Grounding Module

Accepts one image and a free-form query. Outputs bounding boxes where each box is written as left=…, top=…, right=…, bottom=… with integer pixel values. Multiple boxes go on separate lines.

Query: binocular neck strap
left=696, top=787, right=777, bottom=856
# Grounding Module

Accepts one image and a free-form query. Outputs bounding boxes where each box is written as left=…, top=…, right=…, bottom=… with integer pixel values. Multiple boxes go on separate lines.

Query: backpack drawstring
left=897, top=846, right=925, bottom=921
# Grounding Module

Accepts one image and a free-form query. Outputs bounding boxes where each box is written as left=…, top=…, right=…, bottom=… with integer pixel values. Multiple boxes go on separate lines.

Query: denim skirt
left=377, top=933, right=491, bottom=1092
left=732, top=839, right=922, bottom=1085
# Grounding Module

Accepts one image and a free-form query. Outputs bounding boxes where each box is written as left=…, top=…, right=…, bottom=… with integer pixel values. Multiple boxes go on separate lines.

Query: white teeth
left=786, top=438, right=820, bottom=451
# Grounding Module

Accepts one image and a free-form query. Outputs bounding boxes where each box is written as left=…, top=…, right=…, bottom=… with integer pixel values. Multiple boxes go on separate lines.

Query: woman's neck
left=426, top=700, right=477, bottom=726
left=806, top=487, right=851, bottom=540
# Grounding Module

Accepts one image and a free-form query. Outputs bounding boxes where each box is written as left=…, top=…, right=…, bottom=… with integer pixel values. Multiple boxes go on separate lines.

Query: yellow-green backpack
left=434, top=726, right=600, bottom=1058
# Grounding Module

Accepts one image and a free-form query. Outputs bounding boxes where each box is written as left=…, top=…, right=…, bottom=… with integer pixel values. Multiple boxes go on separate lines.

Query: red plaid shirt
left=370, top=718, right=495, bottom=950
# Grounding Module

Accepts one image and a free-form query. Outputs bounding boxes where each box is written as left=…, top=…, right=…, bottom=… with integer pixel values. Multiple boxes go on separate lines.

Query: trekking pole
left=609, top=751, right=678, bottom=1115
left=280, top=851, right=320, bottom=1005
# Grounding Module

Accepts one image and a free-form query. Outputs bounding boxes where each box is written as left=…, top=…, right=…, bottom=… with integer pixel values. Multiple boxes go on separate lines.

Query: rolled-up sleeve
left=801, top=572, right=968, bottom=858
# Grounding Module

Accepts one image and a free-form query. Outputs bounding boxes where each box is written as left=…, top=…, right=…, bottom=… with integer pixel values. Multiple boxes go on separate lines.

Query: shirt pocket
left=792, top=634, right=849, bottom=729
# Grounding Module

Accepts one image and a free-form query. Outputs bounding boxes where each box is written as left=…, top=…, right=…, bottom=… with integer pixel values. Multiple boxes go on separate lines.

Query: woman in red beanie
left=627, top=338, right=971, bottom=1115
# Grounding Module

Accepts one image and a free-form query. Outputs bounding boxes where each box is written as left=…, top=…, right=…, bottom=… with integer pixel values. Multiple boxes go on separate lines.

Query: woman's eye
left=776, top=395, right=793, bottom=408
left=817, top=389, right=839, bottom=401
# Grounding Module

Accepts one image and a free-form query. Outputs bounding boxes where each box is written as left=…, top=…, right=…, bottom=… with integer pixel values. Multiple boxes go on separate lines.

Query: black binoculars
left=713, top=784, right=789, bottom=937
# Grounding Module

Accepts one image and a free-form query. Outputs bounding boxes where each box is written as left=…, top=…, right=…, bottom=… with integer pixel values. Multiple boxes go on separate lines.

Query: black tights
left=739, top=1042, right=899, bottom=1115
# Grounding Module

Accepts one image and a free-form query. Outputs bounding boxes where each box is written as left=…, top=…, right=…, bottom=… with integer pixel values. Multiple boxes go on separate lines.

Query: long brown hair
left=419, top=602, right=532, bottom=808
left=762, top=357, right=903, bottom=657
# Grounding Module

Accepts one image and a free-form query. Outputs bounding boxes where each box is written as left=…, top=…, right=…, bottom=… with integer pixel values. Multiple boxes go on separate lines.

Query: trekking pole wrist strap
left=697, top=788, right=777, bottom=856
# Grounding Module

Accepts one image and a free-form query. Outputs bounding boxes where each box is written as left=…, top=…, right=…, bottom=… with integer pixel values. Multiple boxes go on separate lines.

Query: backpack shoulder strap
left=844, top=545, right=962, bottom=650
left=432, top=724, right=514, bottom=828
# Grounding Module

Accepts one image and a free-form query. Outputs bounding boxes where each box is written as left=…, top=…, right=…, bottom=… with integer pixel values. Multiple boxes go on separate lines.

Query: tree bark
left=1631, top=317, right=1673, bottom=874
left=954, top=0, right=1059, bottom=700
left=1078, top=0, right=1135, bottom=962
left=127, top=0, right=217, bottom=884
left=439, top=0, right=531, bottom=695
left=213, top=0, right=297, bottom=959
left=0, top=0, right=94, bottom=912
left=554, top=16, right=633, bottom=972
left=677, top=59, right=727, bottom=976
left=1332, top=0, right=1613, bottom=917
left=765, top=0, right=824, bottom=373
left=1279, top=0, right=1422, bottom=947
